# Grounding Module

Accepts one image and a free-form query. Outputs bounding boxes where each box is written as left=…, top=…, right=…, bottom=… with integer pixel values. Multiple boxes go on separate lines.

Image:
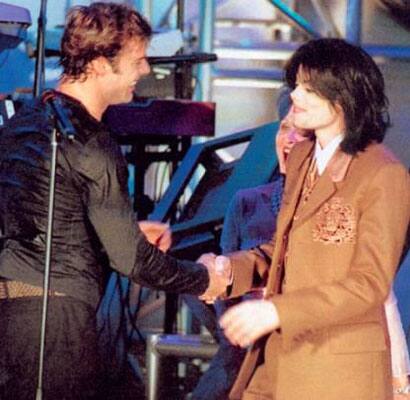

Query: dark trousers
left=0, top=296, right=102, bottom=400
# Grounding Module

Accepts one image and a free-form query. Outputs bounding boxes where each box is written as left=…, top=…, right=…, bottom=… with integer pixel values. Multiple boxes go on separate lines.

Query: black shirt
left=0, top=92, right=209, bottom=307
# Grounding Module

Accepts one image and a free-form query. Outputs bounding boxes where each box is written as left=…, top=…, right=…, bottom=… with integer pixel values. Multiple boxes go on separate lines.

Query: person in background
left=0, top=3, right=227, bottom=399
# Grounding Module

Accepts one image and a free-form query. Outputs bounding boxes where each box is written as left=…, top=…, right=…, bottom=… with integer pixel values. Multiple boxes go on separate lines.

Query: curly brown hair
left=60, top=2, right=152, bottom=80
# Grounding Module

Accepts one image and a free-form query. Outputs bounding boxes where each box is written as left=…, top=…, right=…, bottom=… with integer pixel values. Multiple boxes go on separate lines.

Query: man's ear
left=89, top=56, right=112, bottom=77
left=334, top=102, right=344, bottom=116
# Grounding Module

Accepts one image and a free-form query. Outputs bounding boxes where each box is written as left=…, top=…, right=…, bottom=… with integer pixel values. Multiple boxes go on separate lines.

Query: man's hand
left=393, top=376, right=410, bottom=400
left=138, top=220, right=172, bottom=252
left=197, top=254, right=232, bottom=303
left=219, top=300, right=280, bottom=347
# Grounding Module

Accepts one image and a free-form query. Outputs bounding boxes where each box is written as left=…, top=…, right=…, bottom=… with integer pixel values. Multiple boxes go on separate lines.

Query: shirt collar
left=314, top=134, right=344, bottom=175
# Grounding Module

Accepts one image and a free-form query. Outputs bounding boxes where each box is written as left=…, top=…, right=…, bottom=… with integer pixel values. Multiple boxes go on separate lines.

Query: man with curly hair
left=0, top=3, right=227, bottom=399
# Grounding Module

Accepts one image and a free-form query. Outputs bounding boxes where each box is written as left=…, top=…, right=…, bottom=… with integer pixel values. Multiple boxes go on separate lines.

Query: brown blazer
left=228, top=140, right=410, bottom=400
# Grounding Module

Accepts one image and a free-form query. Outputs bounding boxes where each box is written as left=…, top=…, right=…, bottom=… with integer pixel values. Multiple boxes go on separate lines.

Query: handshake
left=138, top=221, right=232, bottom=304
left=197, top=253, right=232, bottom=303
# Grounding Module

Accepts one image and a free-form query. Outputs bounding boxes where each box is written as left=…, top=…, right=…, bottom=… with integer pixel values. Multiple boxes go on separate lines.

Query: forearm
left=89, top=205, right=209, bottom=295
left=228, top=239, right=275, bottom=298
left=130, top=234, right=209, bottom=295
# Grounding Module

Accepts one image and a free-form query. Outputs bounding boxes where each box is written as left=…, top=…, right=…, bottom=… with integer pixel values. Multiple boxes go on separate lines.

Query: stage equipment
left=0, top=2, right=31, bottom=52
left=104, top=97, right=215, bottom=219
left=146, top=334, right=218, bottom=400
left=105, top=98, right=215, bottom=138
left=153, top=122, right=279, bottom=255
left=146, top=52, right=217, bottom=105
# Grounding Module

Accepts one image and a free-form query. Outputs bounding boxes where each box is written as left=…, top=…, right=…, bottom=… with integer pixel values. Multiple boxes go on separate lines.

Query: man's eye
left=137, top=57, right=148, bottom=65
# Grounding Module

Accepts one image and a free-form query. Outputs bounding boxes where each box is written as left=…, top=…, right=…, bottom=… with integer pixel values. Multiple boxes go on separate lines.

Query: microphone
left=42, top=90, right=76, bottom=141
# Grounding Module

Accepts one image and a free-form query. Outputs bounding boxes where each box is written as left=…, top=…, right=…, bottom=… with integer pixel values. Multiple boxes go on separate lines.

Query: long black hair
left=285, top=38, right=390, bottom=155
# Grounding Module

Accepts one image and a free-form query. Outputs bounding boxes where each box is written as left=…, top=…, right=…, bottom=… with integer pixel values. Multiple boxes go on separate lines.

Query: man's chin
left=110, top=95, right=133, bottom=106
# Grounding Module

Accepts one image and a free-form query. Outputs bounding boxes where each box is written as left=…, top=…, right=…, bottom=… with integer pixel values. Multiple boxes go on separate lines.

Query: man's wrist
left=393, top=384, right=410, bottom=395
left=393, top=375, right=410, bottom=394
left=268, top=300, right=281, bottom=330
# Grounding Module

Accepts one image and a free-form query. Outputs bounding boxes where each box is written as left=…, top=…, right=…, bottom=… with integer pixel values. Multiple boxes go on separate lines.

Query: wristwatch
left=394, top=384, right=410, bottom=395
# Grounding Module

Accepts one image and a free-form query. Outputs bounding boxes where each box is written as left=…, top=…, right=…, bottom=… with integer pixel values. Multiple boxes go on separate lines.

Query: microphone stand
left=33, top=0, right=48, bottom=97
left=36, top=122, right=58, bottom=400
left=36, top=93, right=76, bottom=400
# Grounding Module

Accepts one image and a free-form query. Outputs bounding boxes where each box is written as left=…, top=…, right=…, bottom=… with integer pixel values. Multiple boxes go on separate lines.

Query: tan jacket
left=228, top=140, right=410, bottom=400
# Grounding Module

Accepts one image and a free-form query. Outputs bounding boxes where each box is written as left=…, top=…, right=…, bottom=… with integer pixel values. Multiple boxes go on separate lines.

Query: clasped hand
left=197, top=253, right=232, bottom=303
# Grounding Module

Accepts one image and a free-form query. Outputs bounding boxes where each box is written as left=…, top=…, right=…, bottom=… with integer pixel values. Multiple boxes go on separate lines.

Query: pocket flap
left=329, top=322, right=387, bottom=354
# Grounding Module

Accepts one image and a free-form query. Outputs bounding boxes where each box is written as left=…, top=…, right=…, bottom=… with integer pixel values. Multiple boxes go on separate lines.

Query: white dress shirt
left=314, top=134, right=344, bottom=176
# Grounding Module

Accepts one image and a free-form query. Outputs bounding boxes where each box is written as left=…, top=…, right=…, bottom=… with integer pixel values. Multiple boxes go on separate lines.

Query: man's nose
left=143, top=59, right=151, bottom=76
left=290, top=86, right=300, bottom=101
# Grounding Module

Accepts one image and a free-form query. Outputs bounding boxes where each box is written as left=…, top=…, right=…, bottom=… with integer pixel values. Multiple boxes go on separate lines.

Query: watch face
left=394, top=385, right=410, bottom=395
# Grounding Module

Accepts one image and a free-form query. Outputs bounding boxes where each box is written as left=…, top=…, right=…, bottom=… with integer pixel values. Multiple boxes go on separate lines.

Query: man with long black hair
left=215, top=38, right=410, bottom=400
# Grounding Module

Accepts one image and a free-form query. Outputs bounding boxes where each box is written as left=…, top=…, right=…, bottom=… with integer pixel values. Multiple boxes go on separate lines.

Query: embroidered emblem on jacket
left=313, top=197, right=356, bottom=244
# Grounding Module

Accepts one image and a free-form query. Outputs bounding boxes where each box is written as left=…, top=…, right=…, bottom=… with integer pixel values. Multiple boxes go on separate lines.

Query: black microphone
left=42, top=90, right=76, bottom=141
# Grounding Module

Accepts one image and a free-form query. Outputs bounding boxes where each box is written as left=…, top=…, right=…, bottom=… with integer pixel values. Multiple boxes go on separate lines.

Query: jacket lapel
left=277, top=141, right=314, bottom=235
left=264, top=142, right=314, bottom=297
left=292, top=148, right=353, bottom=229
